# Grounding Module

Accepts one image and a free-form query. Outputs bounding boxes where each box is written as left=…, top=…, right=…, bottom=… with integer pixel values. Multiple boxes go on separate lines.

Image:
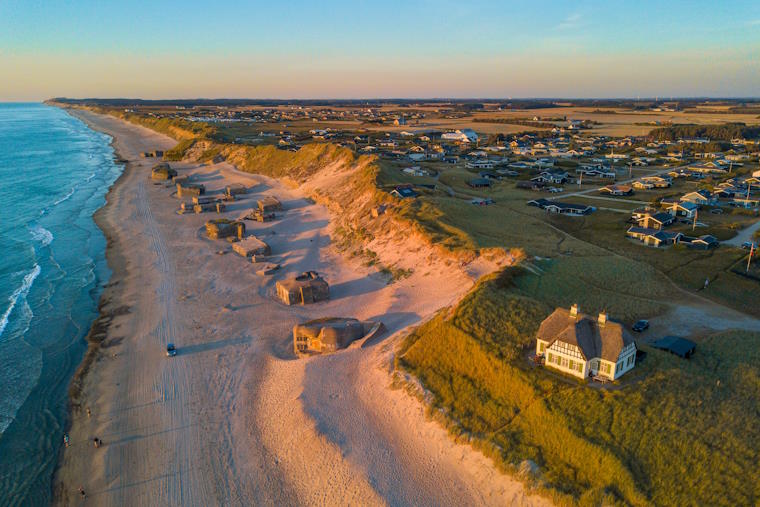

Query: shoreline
left=51, top=107, right=547, bottom=506
left=51, top=107, right=131, bottom=501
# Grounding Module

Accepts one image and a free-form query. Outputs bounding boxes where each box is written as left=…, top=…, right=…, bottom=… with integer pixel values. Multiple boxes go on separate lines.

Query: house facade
left=535, top=305, right=637, bottom=381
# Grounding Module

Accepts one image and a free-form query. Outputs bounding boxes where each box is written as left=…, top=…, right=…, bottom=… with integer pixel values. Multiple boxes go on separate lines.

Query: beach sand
left=54, top=109, right=549, bottom=506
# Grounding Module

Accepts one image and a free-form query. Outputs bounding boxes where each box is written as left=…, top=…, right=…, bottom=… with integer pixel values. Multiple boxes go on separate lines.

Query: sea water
left=0, top=103, right=121, bottom=504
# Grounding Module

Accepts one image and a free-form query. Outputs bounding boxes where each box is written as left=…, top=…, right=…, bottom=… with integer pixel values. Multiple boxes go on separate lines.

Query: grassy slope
left=398, top=268, right=760, bottom=506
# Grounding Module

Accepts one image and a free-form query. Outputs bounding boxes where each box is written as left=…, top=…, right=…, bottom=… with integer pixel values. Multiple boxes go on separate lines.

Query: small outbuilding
left=205, top=219, right=245, bottom=240
left=651, top=336, right=696, bottom=358
left=276, top=271, right=329, bottom=305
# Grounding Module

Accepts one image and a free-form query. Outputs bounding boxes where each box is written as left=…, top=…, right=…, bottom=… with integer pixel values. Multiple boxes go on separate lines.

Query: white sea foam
left=53, top=188, right=75, bottom=206
left=29, top=225, right=53, bottom=247
left=0, top=265, right=41, bottom=339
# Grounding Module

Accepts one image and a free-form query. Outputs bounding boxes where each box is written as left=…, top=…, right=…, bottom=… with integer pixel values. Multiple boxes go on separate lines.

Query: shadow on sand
left=177, top=335, right=251, bottom=356
left=329, top=276, right=385, bottom=301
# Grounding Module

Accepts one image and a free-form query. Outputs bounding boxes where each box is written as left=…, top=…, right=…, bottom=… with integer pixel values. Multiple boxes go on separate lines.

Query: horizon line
left=42, top=96, right=760, bottom=103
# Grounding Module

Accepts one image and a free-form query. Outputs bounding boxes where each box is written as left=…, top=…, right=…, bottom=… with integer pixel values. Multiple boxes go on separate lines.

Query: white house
left=535, top=305, right=637, bottom=381
left=465, top=159, right=494, bottom=169
left=441, top=129, right=479, bottom=143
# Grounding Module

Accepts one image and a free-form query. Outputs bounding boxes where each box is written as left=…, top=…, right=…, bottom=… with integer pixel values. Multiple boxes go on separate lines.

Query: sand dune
left=54, top=109, right=549, bottom=506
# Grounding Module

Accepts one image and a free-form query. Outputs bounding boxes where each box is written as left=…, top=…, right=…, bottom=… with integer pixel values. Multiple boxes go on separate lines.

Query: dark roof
left=392, top=186, right=418, bottom=198
left=627, top=226, right=659, bottom=236
left=652, top=336, right=696, bottom=358
left=468, top=178, right=492, bottom=187
left=537, top=307, right=635, bottom=362
left=650, top=212, right=674, bottom=224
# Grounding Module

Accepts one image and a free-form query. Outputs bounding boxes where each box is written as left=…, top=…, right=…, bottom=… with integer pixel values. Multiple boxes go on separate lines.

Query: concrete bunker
left=232, top=236, right=271, bottom=258
left=205, top=219, right=246, bottom=240
left=257, top=196, right=282, bottom=213
left=151, top=163, right=177, bottom=180
left=275, top=271, right=329, bottom=305
left=293, top=317, right=384, bottom=355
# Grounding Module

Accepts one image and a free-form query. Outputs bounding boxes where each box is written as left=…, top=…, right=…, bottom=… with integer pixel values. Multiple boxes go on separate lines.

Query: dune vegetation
left=397, top=266, right=760, bottom=506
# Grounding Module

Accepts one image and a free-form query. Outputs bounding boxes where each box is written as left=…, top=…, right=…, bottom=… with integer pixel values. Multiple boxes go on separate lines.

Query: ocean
left=0, top=103, right=122, bottom=504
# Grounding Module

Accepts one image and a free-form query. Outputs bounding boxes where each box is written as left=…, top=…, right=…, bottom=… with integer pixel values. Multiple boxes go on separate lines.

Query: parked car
left=632, top=320, right=649, bottom=332
left=709, top=208, right=724, bottom=214
left=547, top=187, right=564, bottom=193
left=742, top=241, right=757, bottom=250
left=166, top=343, right=177, bottom=357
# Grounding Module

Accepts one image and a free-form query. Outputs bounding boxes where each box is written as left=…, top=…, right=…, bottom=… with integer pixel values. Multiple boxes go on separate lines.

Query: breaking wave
left=52, top=187, right=75, bottom=206
left=0, top=265, right=41, bottom=339
left=29, top=225, right=53, bottom=247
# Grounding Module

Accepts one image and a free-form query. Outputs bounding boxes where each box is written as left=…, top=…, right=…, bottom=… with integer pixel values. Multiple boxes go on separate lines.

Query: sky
left=1, top=0, right=759, bottom=100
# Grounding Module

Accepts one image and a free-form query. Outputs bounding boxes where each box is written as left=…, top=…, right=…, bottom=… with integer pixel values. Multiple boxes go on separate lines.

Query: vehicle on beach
left=632, top=320, right=649, bottom=332
left=166, top=343, right=177, bottom=357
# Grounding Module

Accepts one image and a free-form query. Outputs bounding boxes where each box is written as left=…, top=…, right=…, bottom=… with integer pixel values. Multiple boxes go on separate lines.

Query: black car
left=166, top=343, right=177, bottom=357
left=632, top=320, right=649, bottom=332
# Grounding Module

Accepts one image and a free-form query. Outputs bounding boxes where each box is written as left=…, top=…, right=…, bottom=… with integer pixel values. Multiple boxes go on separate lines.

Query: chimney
left=569, top=304, right=580, bottom=318
left=598, top=311, right=608, bottom=327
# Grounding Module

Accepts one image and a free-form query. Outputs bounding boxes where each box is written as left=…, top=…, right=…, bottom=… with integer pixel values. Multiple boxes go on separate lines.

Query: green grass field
left=397, top=268, right=760, bottom=506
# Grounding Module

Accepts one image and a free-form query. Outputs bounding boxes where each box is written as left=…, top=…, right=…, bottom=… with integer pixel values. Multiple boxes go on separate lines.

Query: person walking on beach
left=86, top=407, right=91, bottom=418
left=63, top=434, right=70, bottom=447
left=78, top=486, right=86, bottom=499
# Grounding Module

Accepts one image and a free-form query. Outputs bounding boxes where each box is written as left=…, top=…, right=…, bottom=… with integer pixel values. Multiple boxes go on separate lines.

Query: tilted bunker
left=276, top=271, right=329, bottom=305
left=293, top=318, right=384, bottom=355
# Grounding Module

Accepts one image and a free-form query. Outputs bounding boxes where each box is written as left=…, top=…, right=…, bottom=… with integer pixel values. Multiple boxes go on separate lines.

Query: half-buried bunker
left=293, top=317, right=384, bottom=355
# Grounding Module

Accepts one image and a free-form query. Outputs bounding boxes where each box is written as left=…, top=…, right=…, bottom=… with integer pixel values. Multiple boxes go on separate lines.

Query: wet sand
left=53, top=109, right=549, bottom=506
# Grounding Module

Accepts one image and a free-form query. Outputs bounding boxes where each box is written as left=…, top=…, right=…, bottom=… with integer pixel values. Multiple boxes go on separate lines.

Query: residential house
left=467, top=178, right=492, bottom=189
left=636, top=211, right=675, bottom=230
left=535, top=304, right=637, bottom=381
left=532, top=170, right=569, bottom=184
left=679, top=235, right=719, bottom=250
left=627, top=227, right=682, bottom=247
left=681, top=190, right=717, bottom=207
left=441, top=129, right=479, bottom=143
left=640, top=176, right=671, bottom=188
left=527, top=199, right=594, bottom=216
left=577, top=165, right=616, bottom=179
left=599, top=184, right=633, bottom=196
left=390, top=185, right=419, bottom=199
left=730, top=197, right=760, bottom=209
left=666, top=201, right=698, bottom=219
left=689, top=162, right=729, bottom=175
left=466, top=159, right=495, bottom=169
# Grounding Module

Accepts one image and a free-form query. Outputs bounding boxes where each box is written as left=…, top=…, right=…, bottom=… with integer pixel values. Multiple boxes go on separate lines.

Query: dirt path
left=724, top=218, right=760, bottom=247
left=54, top=109, right=548, bottom=506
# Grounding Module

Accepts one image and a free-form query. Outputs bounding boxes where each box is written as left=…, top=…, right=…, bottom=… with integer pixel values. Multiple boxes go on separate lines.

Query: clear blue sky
left=1, top=0, right=758, bottom=100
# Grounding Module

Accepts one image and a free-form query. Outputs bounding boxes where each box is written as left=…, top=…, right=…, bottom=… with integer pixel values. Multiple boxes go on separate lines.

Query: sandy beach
left=53, top=109, right=549, bottom=506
